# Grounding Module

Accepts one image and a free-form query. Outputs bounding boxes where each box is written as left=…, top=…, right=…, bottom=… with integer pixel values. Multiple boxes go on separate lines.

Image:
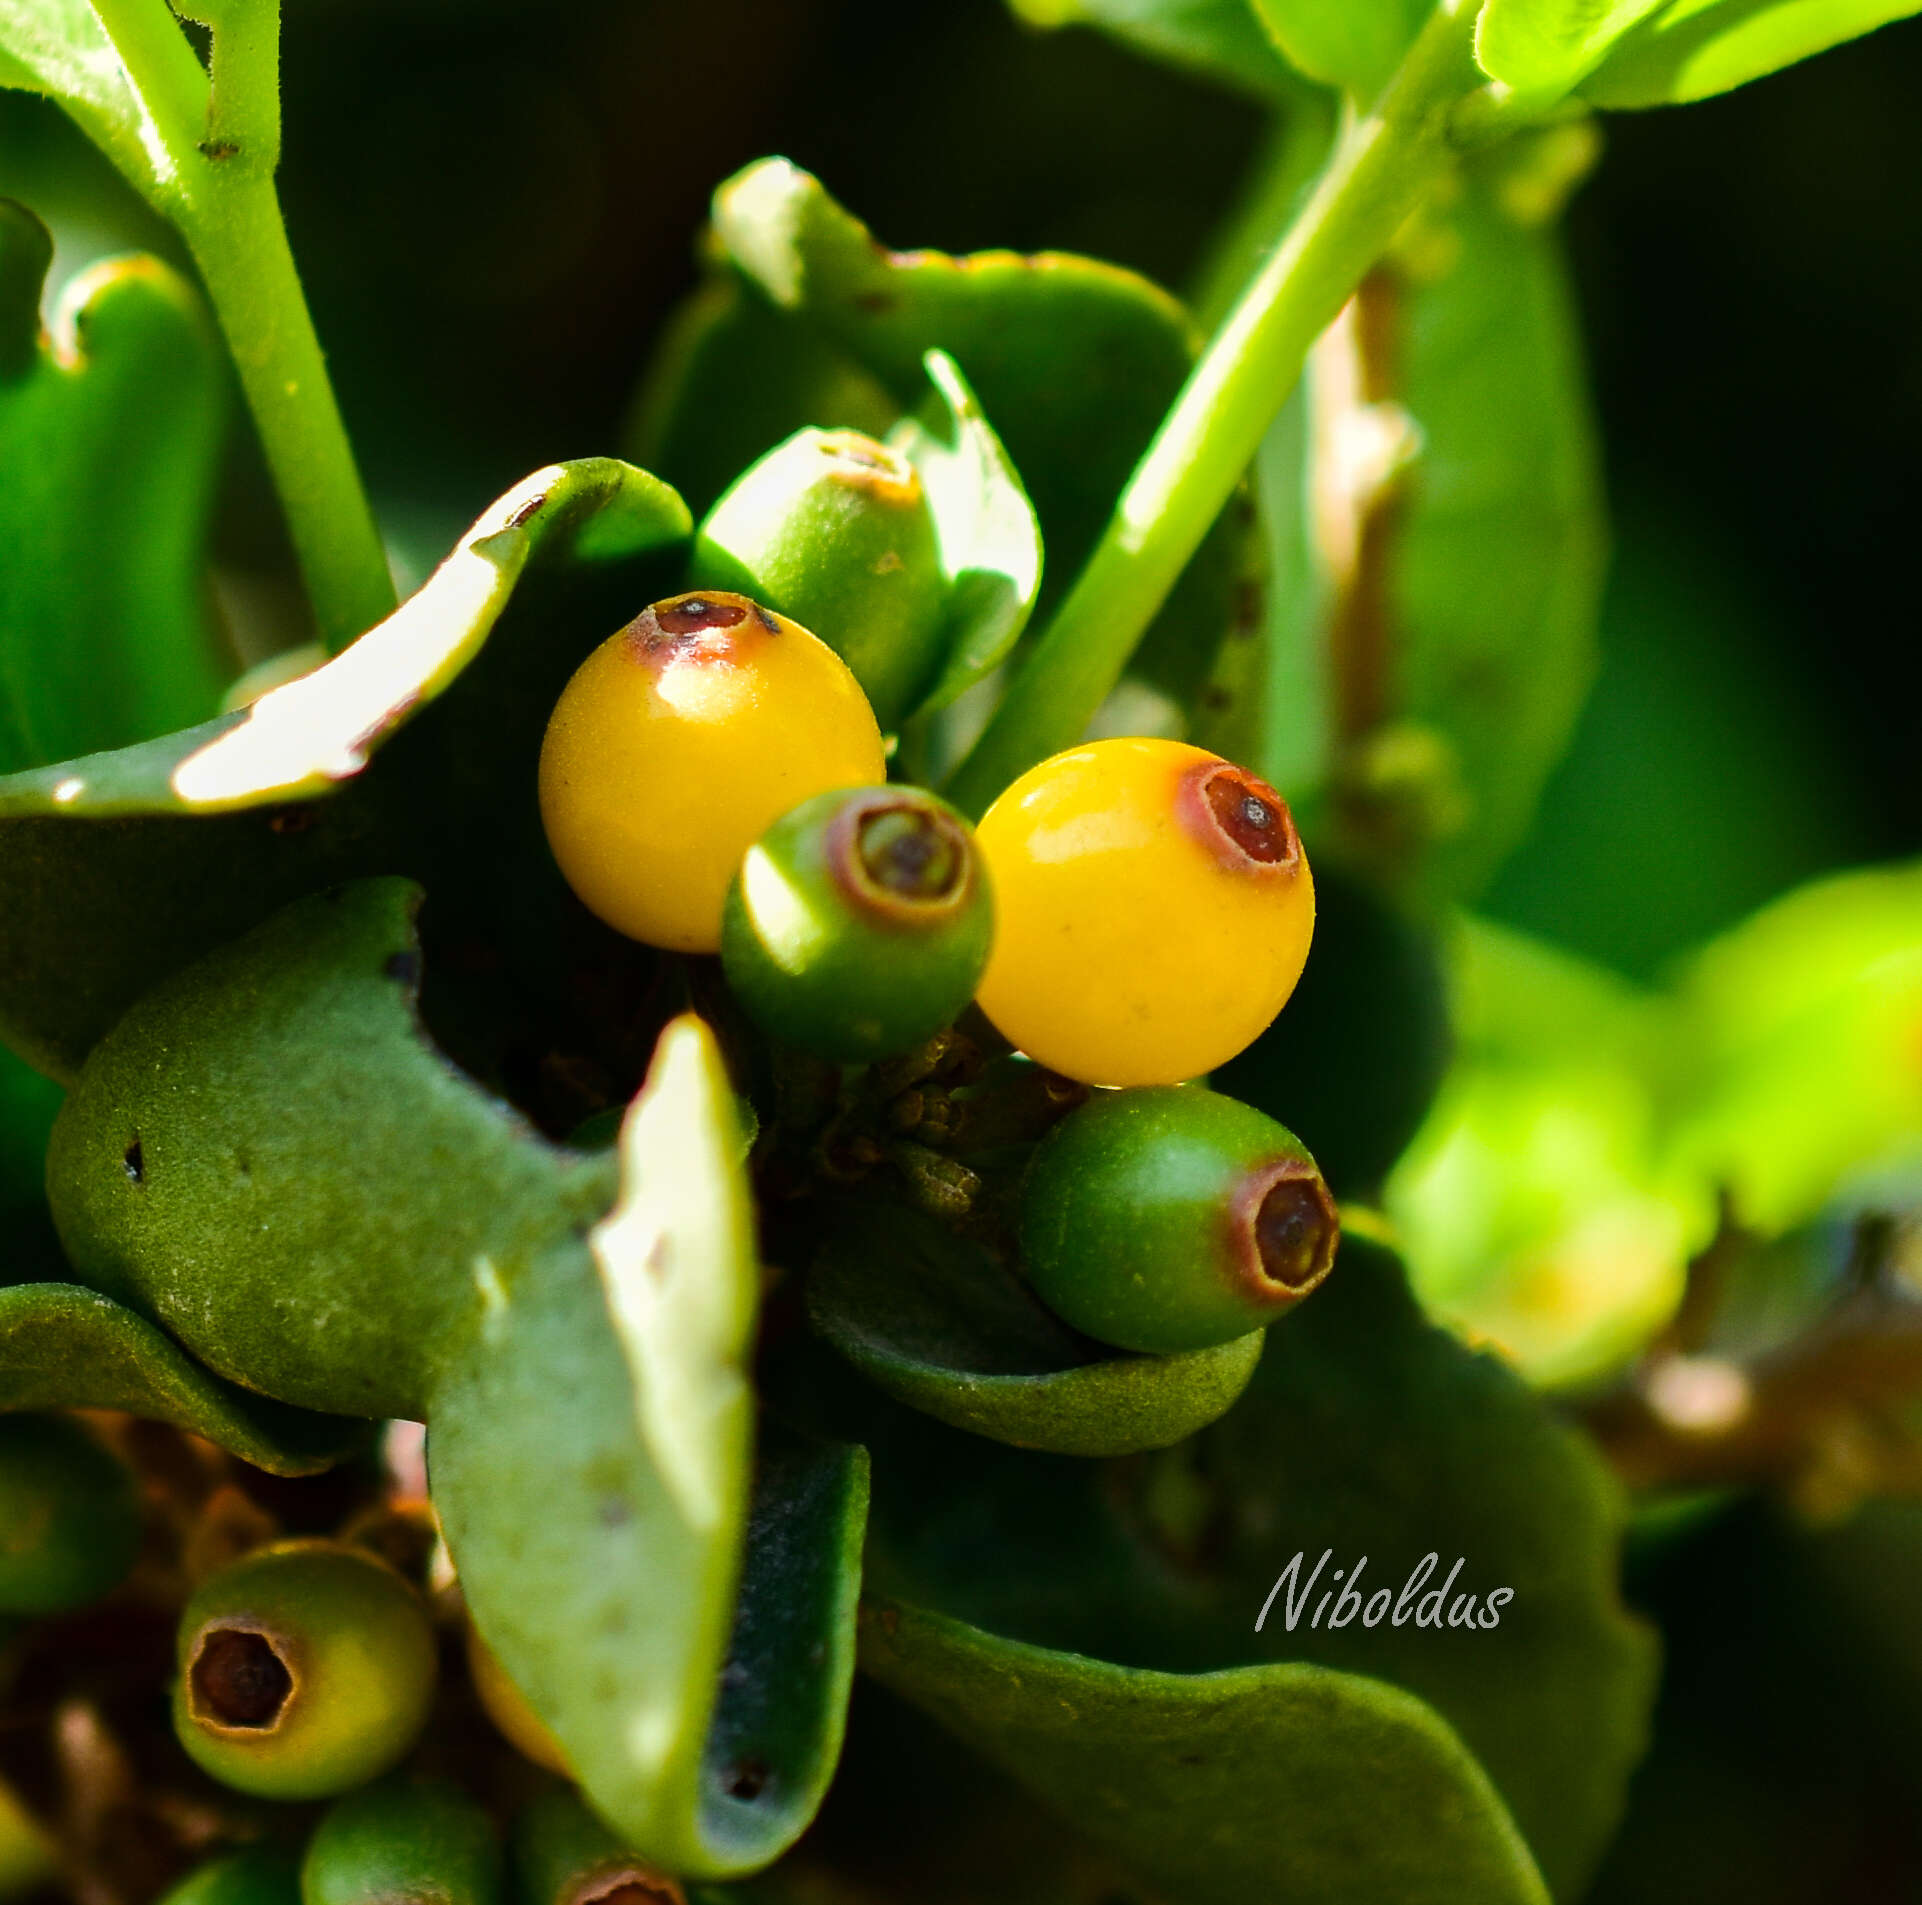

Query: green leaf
left=1248, top=0, right=1431, bottom=93
left=0, top=456, right=689, bottom=1081
left=47, top=879, right=619, bottom=1422
left=434, top=1022, right=865, bottom=1880
left=885, top=351, right=1043, bottom=719
left=1665, top=860, right=1922, bottom=1234
left=808, top=1202, right=1263, bottom=1456
left=850, top=1231, right=1658, bottom=1898
left=0, top=1045, right=58, bottom=1221
left=0, top=202, right=227, bottom=775
left=1475, top=0, right=1674, bottom=100
left=1002, top=0, right=1303, bottom=98
left=1386, top=915, right=1712, bottom=1387
left=1582, top=0, right=1922, bottom=106
left=861, top=1597, right=1549, bottom=1905
left=661, top=159, right=1246, bottom=737
left=0, top=1280, right=367, bottom=1475
left=0, top=2, right=200, bottom=211
left=1255, top=152, right=1608, bottom=904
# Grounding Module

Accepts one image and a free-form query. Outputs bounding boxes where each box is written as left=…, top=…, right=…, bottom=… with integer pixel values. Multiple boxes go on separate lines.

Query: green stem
left=178, top=184, right=396, bottom=652
left=944, top=1, right=1484, bottom=819
left=85, top=0, right=395, bottom=654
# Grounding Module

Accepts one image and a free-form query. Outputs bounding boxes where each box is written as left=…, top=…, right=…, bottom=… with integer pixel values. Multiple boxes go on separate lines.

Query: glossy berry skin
left=172, top=1539, right=437, bottom=1802
left=688, top=428, right=947, bottom=730
left=974, top=739, right=1315, bottom=1087
left=154, top=1847, right=302, bottom=1905
left=721, top=786, right=993, bottom=1063
left=1019, top=1085, right=1338, bottom=1354
left=303, top=1779, right=504, bottom=1905
left=538, top=591, right=887, bottom=952
left=0, top=1414, right=141, bottom=1615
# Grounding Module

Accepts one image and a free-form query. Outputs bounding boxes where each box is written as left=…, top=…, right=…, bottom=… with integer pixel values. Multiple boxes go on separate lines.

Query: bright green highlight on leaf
left=862, top=1596, right=1551, bottom=1905
left=1387, top=916, right=1711, bottom=1388
left=1004, top=0, right=1302, bottom=98
left=0, top=202, right=226, bottom=775
left=1250, top=0, right=1434, bottom=94
left=1582, top=0, right=1922, bottom=104
left=1475, top=0, right=1674, bottom=100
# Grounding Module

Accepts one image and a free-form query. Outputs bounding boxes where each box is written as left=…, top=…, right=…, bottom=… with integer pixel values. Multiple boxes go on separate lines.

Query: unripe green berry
left=511, top=1788, right=684, bottom=1905
left=0, top=1414, right=141, bottom=1615
left=721, top=786, right=994, bottom=1064
left=1019, top=1086, right=1339, bottom=1353
left=302, top=1779, right=503, bottom=1905
left=172, top=1540, right=437, bottom=1802
left=688, top=428, right=947, bottom=728
left=155, top=1846, right=302, bottom=1905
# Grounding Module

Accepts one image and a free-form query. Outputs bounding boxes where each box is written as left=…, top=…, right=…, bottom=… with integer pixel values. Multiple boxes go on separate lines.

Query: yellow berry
left=538, top=591, right=887, bottom=951
left=974, top=738, right=1314, bottom=1087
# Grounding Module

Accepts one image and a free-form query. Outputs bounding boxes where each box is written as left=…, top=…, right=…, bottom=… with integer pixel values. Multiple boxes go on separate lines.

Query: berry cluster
left=536, top=439, right=1338, bottom=1357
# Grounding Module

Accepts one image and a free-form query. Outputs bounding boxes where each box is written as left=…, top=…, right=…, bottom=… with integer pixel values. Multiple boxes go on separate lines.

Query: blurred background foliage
left=3, top=0, right=1921, bottom=1896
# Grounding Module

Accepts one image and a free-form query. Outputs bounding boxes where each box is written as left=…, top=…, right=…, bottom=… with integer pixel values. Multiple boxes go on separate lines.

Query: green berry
left=0, top=1414, right=141, bottom=1615
left=721, top=786, right=994, bottom=1064
left=511, top=1787, right=684, bottom=1905
left=687, top=427, right=947, bottom=728
left=172, top=1540, right=437, bottom=1802
left=155, top=1846, right=303, bottom=1905
left=1019, top=1086, right=1339, bottom=1354
left=302, top=1779, right=503, bottom=1905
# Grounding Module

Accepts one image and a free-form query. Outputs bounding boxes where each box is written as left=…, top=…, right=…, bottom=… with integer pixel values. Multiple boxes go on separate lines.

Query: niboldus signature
left=1256, top=1551, right=1513, bottom=1634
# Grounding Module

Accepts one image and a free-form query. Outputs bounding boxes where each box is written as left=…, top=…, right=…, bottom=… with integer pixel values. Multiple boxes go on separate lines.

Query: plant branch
left=943, top=1, right=1485, bottom=818
left=84, top=0, right=393, bottom=652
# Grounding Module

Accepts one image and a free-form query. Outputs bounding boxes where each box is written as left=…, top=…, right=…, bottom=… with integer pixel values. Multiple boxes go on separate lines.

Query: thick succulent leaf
left=0, top=1280, right=367, bottom=1475
left=436, top=1020, right=861, bottom=1880
left=850, top=1232, right=1657, bottom=1899
left=1001, top=0, right=1303, bottom=98
left=1386, top=914, right=1713, bottom=1387
left=0, top=457, right=688, bottom=1081
left=47, top=879, right=616, bottom=1422
left=1255, top=155, right=1606, bottom=904
left=1476, top=0, right=1675, bottom=99
left=885, top=351, right=1043, bottom=718
left=0, top=203, right=227, bottom=774
left=1248, top=0, right=1431, bottom=93
left=1582, top=0, right=1922, bottom=105
left=808, top=1203, right=1262, bottom=1456
left=1665, top=860, right=1922, bottom=1235
left=862, top=1598, right=1549, bottom=1905
left=683, top=159, right=1244, bottom=729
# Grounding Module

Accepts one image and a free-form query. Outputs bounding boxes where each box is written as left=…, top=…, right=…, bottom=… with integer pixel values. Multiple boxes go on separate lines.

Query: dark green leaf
left=1476, top=0, right=1674, bottom=99
left=0, top=457, right=689, bottom=1081
left=1002, top=0, right=1303, bottom=99
left=662, top=159, right=1245, bottom=735
left=1248, top=0, right=1430, bottom=92
left=0, top=1280, right=367, bottom=1475
left=1256, top=151, right=1607, bottom=904
left=434, top=1022, right=864, bottom=1879
left=808, top=1202, right=1262, bottom=1456
left=886, top=351, right=1043, bottom=718
left=854, top=1232, right=1658, bottom=1898
left=47, top=879, right=618, bottom=1422
left=1582, top=0, right=1922, bottom=106
left=0, top=202, right=226, bottom=774
left=0, top=1044, right=58, bottom=1221
left=861, top=1596, right=1549, bottom=1905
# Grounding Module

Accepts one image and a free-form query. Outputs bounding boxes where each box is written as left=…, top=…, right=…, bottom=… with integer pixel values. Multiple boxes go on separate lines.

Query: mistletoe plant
left=0, top=0, right=1919, bottom=1900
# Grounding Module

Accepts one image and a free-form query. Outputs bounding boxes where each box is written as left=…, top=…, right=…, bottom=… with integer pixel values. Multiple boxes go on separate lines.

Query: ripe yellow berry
left=973, top=738, right=1314, bottom=1087
left=538, top=592, right=887, bottom=951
